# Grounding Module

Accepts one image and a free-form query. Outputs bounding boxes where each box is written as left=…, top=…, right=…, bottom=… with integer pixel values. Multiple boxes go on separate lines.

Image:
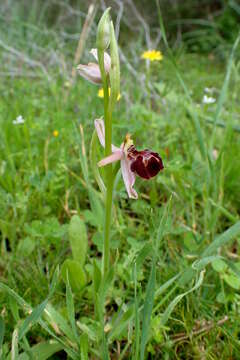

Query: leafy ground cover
left=0, top=6, right=240, bottom=359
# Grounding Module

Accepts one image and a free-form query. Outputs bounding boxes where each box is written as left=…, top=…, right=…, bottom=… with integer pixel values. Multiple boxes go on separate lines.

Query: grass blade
left=140, top=256, right=156, bottom=360
left=80, top=333, right=89, bottom=360
left=18, top=267, right=59, bottom=340
left=210, top=31, right=240, bottom=147
left=132, top=263, right=140, bottom=360
left=11, top=329, right=19, bottom=360
left=66, top=273, right=79, bottom=344
left=160, top=270, right=205, bottom=327
left=202, top=221, right=240, bottom=257
left=18, top=342, right=63, bottom=360
left=0, top=316, right=5, bottom=353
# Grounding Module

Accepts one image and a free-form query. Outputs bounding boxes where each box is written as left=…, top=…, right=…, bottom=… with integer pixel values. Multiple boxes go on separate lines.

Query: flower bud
left=96, top=8, right=111, bottom=51
left=109, top=21, right=120, bottom=105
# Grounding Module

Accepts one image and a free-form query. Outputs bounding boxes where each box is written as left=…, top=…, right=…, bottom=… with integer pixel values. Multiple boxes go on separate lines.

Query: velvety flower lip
left=128, top=146, right=164, bottom=180
left=77, top=48, right=111, bottom=84
left=94, top=119, right=164, bottom=199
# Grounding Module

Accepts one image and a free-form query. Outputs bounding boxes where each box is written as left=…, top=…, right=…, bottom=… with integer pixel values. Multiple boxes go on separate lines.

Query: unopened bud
left=109, top=21, right=120, bottom=105
left=97, top=8, right=111, bottom=51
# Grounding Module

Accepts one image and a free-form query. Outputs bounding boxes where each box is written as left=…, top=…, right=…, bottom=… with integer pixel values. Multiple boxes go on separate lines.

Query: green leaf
left=202, top=222, right=240, bottom=257
left=109, top=20, right=120, bottom=108
left=19, top=298, right=49, bottom=340
left=44, top=303, right=75, bottom=343
left=132, top=263, right=140, bottom=360
left=192, top=255, right=223, bottom=271
left=9, top=297, right=20, bottom=322
left=210, top=31, right=240, bottom=147
left=61, top=259, right=87, bottom=292
left=11, top=329, right=19, bottom=360
left=69, top=215, right=88, bottom=266
left=80, top=333, right=89, bottom=360
left=93, top=260, right=102, bottom=320
left=135, top=243, right=153, bottom=270
left=108, top=306, right=134, bottom=342
left=66, top=273, right=78, bottom=343
left=212, top=259, right=228, bottom=273
left=17, top=237, right=35, bottom=257
left=223, top=273, right=240, bottom=290
left=0, top=316, right=5, bottom=351
left=0, top=282, right=77, bottom=358
left=140, top=257, right=156, bottom=360
left=18, top=342, right=63, bottom=360
left=18, top=267, right=59, bottom=340
left=160, top=270, right=205, bottom=327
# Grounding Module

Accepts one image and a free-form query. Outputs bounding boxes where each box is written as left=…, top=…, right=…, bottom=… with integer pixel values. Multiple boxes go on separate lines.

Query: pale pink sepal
left=94, top=119, right=119, bottom=152
left=90, top=48, right=111, bottom=73
left=98, top=150, right=123, bottom=167
left=121, top=158, right=138, bottom=199
left=77, top=63, right=102, bottom=84
left=94, top=119, right=105, bottom=147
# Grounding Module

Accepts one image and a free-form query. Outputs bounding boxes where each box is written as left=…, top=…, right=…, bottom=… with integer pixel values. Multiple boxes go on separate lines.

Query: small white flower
left=13, top=115, right=25, bottom=125
left=204, top=87, right=214, bottom=94
left=202, top=95, right=216, bottom=104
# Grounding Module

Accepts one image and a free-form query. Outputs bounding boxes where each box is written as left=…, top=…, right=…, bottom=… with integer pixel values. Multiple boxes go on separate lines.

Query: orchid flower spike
left=77, top=49, right=111, bottom=84
left=95, top=119, right=164, bottom=199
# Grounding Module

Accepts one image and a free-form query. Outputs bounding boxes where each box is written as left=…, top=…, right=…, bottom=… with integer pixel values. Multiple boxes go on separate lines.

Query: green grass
left=1, top=5, right=240, bottom=359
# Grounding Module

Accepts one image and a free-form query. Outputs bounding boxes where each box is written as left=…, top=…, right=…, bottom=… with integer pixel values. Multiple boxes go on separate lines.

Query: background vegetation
left=0, top=0, right=240, bottom=359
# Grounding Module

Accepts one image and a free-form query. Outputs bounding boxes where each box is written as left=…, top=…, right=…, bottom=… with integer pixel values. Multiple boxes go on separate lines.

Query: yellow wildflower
left=98, top=87, right=121, bottom=101
left=141, top=50, right=163, bottom=62
left=53, top=130, right=59, bottom=137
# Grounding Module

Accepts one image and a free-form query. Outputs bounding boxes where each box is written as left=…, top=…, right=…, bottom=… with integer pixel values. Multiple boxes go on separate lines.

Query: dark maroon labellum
left=127, top=145, right=164, bottom=180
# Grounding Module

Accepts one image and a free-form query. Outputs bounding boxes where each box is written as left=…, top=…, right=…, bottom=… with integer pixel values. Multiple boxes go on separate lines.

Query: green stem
left=98, top=49, right=114, bottom=276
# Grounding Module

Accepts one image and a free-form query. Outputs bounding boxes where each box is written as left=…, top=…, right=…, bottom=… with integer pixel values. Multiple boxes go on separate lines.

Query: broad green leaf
left=69, top=215, right=88, bottom=266
left=61, top=259, right=86, bottom=292
left=212, top=259, right=228, bottom=273
left=17, top=237, right=35, bottom=257
left=44, top=303, right=75, bottom=342
left=18, top=342, right=63, bottom=360
left=140, top=257, right=156, bottom=360
left=223, top=272, right=240, bottom=290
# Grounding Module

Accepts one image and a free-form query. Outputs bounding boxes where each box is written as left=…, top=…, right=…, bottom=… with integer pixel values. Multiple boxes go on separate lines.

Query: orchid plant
left=77, top=9, right=164, bottom=276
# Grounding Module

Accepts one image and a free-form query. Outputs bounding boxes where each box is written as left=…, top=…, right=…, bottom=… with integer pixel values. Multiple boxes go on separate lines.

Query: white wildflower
left=202, top=95, right=216, bottom=104
left=13, top=115, right=25, bottom=125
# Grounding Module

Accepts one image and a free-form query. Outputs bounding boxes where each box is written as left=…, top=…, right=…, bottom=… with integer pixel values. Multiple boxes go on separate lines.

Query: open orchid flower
left=95, top=119, right=164, bottom=199
left=77, top=49, right=111, bottom=84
